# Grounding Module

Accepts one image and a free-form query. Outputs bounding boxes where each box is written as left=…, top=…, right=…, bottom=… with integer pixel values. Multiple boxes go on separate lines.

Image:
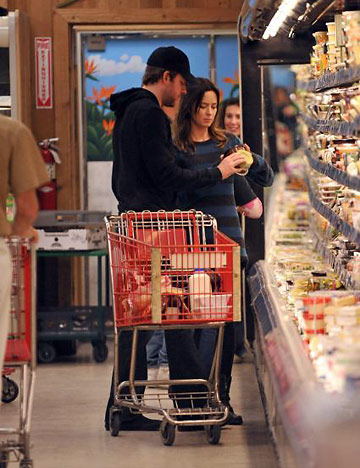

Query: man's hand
left=12, top=189, right=39, bottom=243
left=26, top=227, right=39, bottom=244
left=11, top=226, right=39, bottom=244
left=217, top=153, right=248, bottom=180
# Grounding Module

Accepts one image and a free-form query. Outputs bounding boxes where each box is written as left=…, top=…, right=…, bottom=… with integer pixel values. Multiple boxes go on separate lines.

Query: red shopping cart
left=106, top=210, right=241, bottom=445
left=0, top=239, right=36, bottom=468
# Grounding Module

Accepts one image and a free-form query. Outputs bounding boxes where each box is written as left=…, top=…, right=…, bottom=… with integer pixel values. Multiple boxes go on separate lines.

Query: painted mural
left=84, top=34, right=239, bottom=162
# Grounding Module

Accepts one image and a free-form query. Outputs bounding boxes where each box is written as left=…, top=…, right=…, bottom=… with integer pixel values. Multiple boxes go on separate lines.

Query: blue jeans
left=146, top=330, right=168, bottom=367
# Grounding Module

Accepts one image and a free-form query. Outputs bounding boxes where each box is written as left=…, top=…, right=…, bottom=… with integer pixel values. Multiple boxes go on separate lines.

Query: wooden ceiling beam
left=56, top=8, right=240, bottom=24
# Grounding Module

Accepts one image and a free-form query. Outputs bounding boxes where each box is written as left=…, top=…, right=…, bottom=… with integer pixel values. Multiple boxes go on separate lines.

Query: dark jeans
left=105, top=328, right=207, bottom=422
left=194, top=322, right=235, bottom=380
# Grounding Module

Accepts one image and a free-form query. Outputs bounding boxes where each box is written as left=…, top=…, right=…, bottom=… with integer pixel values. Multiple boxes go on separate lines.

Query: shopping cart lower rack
left=0, top=239, right=36, bottom=468
left=106, top=210, right=241, bottom=446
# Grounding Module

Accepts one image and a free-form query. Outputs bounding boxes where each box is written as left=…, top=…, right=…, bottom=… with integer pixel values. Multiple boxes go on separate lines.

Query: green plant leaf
left=86, top=74, right=100, bottom=82
left=87, top=141, right=101, bottom=158
left=87, top=125, right=99, bottom=144
left=104, top=138, right=113, bottom=154
left=229, top=84, right=239, bottom=98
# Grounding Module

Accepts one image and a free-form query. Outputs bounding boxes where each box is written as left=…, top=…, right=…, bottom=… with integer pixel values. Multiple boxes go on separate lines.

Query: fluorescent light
left=262, top=0, right=302, bottom=39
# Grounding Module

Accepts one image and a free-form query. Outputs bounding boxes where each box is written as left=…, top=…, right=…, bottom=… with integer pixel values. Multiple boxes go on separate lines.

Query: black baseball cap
left=147, top=46, right=195, bottom=83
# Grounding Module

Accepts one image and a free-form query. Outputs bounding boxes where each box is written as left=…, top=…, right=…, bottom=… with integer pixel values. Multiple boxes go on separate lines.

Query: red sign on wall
left=35, top=37, right=53, bottom=109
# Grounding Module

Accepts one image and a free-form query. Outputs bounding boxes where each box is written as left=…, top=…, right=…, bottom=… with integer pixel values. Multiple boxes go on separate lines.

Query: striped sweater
left=175, top=134, right=274, bottom=264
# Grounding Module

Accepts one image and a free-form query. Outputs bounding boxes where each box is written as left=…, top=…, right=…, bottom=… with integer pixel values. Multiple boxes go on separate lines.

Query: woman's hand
left=217, top=153, right=248, bottom=179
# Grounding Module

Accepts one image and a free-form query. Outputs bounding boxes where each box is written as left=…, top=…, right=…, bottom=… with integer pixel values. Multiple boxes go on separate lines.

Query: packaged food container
left=302, top=296, right=331, bottom=315
left=313, top=31, right=328, bottom=44
left=303, top=311, right=325, bottom=331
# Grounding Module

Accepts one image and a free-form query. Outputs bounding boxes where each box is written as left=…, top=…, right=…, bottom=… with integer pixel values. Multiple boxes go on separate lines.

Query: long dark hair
left=174, top=77, right=226, bottom=153
left=217, top=97, right=240, bottom=130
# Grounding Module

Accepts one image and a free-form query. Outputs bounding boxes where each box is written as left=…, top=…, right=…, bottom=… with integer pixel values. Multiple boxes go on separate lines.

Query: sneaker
left=146, top=365, right=169, bottom=389
left=157, top=365, right=169, bottom=381
left=147, top=367, right=159, bottom=387
left=224, top=405, right=243, bottom=426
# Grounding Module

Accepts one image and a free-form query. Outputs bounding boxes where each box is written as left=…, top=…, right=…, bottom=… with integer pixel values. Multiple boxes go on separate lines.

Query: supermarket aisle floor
left=2, top=342, right=278, bottom=468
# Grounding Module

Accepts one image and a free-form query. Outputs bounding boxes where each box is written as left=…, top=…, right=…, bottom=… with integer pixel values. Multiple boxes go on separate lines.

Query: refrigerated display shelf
left=248, top=261, right=318, bottom=468
left=305, top=148, right=360, bottom=191
left=300, top=112, right=360, bottom=137
left=306, top=177, right=360, bottom=246
left=310, top=228, right=358, bottom=290
left=297, top=65, right=360, bottom=92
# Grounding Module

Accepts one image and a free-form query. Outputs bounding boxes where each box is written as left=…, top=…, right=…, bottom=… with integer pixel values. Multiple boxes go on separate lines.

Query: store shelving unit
left=310, top=227, right=359, bottom=289
left=306, top=175, right=360, bottom=246
left=297, top=64, right=360, bottom=92
left=300, top=112, right=360, bottom=138
left=248, top=46, right=360, bottom=468
left=305, top=148, right=360, bottom=190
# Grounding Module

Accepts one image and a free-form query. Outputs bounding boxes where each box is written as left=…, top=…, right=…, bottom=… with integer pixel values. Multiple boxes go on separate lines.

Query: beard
left=162, top=91, right=176, bottom=108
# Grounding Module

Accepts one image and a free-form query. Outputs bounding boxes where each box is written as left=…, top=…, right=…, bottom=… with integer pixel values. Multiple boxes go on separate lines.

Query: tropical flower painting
left=223, top=70, right=240, bottom=97
left=85, top=59, right=116, bottom=161
left=83, top=35, right=239, bottom=161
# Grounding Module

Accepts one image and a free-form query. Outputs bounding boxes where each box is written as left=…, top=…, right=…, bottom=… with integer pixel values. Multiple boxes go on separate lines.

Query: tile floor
left=1, top=341, right=278, bottom=468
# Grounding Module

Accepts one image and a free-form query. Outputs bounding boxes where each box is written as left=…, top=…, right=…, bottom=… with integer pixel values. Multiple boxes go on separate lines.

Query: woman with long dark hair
left=174, top=78, right=274, bottom=425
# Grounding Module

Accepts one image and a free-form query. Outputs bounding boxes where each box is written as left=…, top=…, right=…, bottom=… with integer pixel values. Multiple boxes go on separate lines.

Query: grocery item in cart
left=106, top=210, right=240, bottom=326
left=222, top=145, right=253, bottom=175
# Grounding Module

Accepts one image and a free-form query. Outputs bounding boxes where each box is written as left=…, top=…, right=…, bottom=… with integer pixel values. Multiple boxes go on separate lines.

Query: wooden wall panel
left=230, top=0, right=242, bottom=9
left=74, top=0, right=109, bottom=8
left=58, top=8, right=239, bottom=23
left=6, top=0, right=57, bottom=141
left=207, top=0, right=231, bottom=8
left=16, top=11, right=31, bottom=127
left=26, top=0, right=56, bottom=142
left=175, top=0, right=207, bottom=7
left=140, top=0, right=162, bottom=8
left=107, top=0, right=140, bottom=8
left=53, top=12, right=78, bottom=210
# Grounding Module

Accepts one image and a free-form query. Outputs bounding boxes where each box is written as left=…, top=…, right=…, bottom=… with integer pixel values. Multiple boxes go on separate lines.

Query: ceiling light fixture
left=262, top=0, right=303, bottom=39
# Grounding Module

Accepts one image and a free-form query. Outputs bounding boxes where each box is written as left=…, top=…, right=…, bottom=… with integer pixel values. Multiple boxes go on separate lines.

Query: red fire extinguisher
left=37, top=138, right=61, bottom=210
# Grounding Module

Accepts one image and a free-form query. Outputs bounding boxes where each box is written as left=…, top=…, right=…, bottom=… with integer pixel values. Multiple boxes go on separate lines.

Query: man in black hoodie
left=106, top=46, right=245, bottom=432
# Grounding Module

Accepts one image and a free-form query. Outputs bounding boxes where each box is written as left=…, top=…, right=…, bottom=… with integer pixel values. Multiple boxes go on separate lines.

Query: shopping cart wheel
left=2, top=376, right=19, bottom=403
left=110, top=411, right=122, bottom=436
left=160, top=419, right=176, bottom=446
left=93, top=342, right=108, bottom=363
left=205, top=424, right=221, bottom=445
left=37, top=342, right=56, bottom=363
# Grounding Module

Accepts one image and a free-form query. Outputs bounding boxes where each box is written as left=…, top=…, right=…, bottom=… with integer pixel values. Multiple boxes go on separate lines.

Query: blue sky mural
left=84, top=34, right=238, bottom=161
left=215, top=36, right=239, bottom=98
left=85, top=36, right=210, bottom=97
